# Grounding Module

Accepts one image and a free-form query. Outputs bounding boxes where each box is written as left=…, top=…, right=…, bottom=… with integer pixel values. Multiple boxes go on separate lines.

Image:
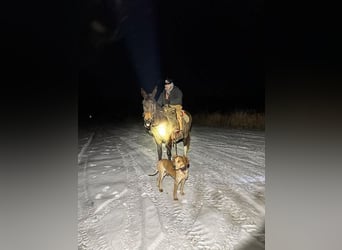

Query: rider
left=157, top=78, right=184, bottom=140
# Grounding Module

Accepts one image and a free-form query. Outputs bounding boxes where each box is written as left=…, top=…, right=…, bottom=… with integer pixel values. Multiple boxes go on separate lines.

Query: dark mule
left=141, top=86, right=192, bottom=160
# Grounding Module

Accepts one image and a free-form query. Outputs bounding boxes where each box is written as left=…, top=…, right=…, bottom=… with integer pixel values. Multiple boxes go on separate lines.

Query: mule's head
left=141, top=86, right=158, bottom=130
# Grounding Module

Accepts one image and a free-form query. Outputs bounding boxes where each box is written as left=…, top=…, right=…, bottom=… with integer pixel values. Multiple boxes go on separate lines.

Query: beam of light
left=114, top=0, right=162, bottom=92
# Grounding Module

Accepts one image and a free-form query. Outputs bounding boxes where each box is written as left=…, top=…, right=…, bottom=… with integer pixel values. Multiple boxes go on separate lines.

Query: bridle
left=142, top=98, right=157, bottom=130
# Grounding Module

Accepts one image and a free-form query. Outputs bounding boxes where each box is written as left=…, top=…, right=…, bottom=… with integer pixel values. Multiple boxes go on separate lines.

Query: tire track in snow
left=78, top=134, right=129, bottom=250
left=78, top=123, right=265, bottom=249
left=78, top=158, right=112, bottom=250
left=78, top=132, right=95, bottom=164
left=191, top=142, right=264, bottom=213
left=189, top=133, right=265, bottom=247
left=192, top=135, right=265, bottom=185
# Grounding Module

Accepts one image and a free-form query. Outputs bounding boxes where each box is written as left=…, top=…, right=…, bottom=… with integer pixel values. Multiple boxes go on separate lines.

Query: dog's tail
left=148, top=170, right=159, bottom=176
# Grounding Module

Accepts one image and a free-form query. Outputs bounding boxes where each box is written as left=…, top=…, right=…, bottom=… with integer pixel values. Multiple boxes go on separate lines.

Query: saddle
left=163, top=106, right=189, bottom=128
left=163, top=106, right=189, bottom=142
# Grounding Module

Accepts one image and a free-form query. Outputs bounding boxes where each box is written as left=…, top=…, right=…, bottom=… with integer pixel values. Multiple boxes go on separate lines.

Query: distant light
left=89, top=114, right=92, bottom=119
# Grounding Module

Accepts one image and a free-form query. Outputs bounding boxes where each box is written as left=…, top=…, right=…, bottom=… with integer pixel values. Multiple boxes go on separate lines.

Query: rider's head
left=164, top=78, right=174, bottom=91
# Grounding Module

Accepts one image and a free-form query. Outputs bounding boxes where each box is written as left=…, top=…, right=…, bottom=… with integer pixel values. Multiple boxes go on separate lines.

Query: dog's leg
left=173, top=182, right=179, bottom=200
left=158, top=173, right=166, bottom=192
left=157, top=173, right=163, bottom=192
left=180, top=179, right=186, bottom=196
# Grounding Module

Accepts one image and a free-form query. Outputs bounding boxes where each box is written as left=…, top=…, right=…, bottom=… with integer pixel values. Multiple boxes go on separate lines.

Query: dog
left=148, top=155, right=190, bottom=200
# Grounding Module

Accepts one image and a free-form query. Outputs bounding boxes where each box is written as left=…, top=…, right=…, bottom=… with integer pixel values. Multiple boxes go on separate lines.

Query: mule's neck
left=152, top=103, right=166, bottom=126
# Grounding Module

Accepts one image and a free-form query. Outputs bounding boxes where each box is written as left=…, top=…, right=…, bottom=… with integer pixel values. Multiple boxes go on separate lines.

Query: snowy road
left=78, top=121, right=265, bottom=250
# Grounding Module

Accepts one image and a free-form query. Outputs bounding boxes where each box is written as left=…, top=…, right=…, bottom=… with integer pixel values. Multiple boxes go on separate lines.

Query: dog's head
left=172, top=155, right=189, bottom=171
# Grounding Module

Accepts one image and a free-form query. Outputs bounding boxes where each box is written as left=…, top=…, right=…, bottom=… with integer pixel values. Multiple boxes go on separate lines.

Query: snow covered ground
left=78, top=120, right=265, bottom=250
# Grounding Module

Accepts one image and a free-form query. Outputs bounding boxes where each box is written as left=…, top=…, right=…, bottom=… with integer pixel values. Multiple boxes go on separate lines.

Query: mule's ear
left=151, top=86, right=158, bottom=98
left=141, top=88, right=148, bottom=99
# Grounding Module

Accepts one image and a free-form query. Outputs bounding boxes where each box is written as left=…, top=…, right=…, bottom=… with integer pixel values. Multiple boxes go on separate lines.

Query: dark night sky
left=79, top=0, right=264, bottom=119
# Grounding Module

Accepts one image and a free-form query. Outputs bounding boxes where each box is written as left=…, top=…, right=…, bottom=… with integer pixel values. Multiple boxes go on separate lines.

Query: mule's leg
left=166, top=142, right=172, bottom=160
left=183, top=136, right=190, bottom=156
left=156, top=143, right=162, bottom=160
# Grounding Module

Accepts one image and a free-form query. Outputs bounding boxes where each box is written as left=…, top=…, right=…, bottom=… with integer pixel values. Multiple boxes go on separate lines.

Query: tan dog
left=148, top=155, right=190, bottom=200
